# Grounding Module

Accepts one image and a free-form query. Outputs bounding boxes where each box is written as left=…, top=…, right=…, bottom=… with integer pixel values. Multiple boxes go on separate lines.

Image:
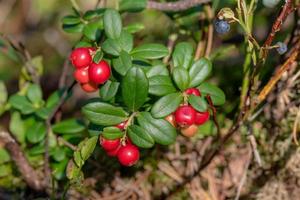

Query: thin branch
left=0, top=130, right=45, bottom=191
left=147, top=0, right=210, bottom=12
left=206, top=94, right=220, bottom=136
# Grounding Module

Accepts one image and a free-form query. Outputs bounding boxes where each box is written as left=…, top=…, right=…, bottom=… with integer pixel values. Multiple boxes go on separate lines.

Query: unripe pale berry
left=276, top=42, right=287, bottom=55
left=185, top=88, right=201, bottom=96
left=165, top=114, right=177, bottom=127
left=195, top=111, right=210, bottom=125
left=181, top=124, right=198, bottom=137
left=214, top=20, right=230, bottom=34
left=117, top=144, right=140, bottom=166
left=69, top=47, right=92, bottom=68
left=74, top=67, right=89, bottom=84
left=100, top=137, right=120, bottom=151
left=175, top=105, right=196, bottom=127
left=88, top=60, right=111, bottom=84
left=81, top=82, right=98, bottom=93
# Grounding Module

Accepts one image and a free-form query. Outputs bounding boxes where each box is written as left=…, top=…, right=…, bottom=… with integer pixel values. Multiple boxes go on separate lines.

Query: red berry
left=181, top=124, right=198, bottom=137
left=74, top=67, right=89, bottom=84
left=69, top=47, right=92, bottom=68
left=195, top=111, right=210, bottom=125
left=185, top=88, right=201, bottom=96
left=81, top=82, right=98, bottom=93
left=107, top=145, right=121, bottom=157
left=100, top=137, right=120, bottom=151
left=115, top=121, right=127, bottom=130
left=165, top=114, right=177, bottom=127
left=175, top=105, right=196, bottom=127
left=117, top=144, right=140, bottom=166
left=88, top=61, right=111, bottom=84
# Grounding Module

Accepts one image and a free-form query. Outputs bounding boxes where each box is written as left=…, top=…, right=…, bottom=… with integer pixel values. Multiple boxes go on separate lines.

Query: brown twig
left=147, top=0, right=210, bottom=12
left=206, top=94, right=220, bottom=136
left=0, top=130, right=45, bottom=191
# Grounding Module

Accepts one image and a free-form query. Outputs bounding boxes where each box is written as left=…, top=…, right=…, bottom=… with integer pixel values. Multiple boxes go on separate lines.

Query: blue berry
left=263, top=0, right=281, bottom=8
left=214, top=20, right=230, bottom=34
left=276, top=42, right=287, bottom=55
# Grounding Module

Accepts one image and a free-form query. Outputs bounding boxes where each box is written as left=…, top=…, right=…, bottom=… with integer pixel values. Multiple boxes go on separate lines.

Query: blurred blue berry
left=214, top=20, right=230, bottom=34
left=276, top=42, right=287, bottom=55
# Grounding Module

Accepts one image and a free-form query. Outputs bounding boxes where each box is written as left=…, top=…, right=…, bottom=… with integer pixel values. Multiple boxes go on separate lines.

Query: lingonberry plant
left=1, top=0, right=299, bottom=199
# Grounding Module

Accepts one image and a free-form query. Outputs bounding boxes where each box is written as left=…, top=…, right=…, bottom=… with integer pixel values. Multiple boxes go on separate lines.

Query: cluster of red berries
left=165, top=88, right=210, bottom=137
left=100, top=121, right=140, bottom=166
left=70, top=47, right=111, bottom=93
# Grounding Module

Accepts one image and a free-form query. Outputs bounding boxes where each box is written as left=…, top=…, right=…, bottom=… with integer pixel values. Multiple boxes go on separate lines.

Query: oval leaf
left=146, top=64, right=169, bottom=78
left=119, top=0, right=147, bottom=12
left=172, top=67, right=190, bottom=91
left=52, top=119, right=85, bottom=134
left=9, top=95, right=35, bottom=115
left=103, top=9, right=122, bottom=39
left=128, top=125, right=154, bottom=148
left=172, top=42, right=194, bottom=69
left=27, top=84, right=42, bottom=104
left=198, top=82, right=226, bottom=106
left=102, top=127, right=124, bottom=140
left=122, top=67, right=149, bottom=111
left=100, top=80, right=120, bottom=101
left=102, top=38, right=121, bottom=56
left=112, top=51, right=132, bottom=76
left=189, top=58, right=212, bottom=87
left=26, top=121, right=46, bottom=143
left=149, top=75, right=176, bottom=96
left=151, top=92, right=183, bottom=118
left=80, top=136, right=98, bottom=161
left=131, top=44, right=169, bottom=59
left=188, top=95, right=208, bottom=112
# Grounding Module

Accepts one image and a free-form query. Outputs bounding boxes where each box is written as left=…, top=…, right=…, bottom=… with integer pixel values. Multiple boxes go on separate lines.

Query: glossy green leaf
left=62, top=15, right=81, bottom=25
left=189, top=58, right=212, bottom=87
left=52, top=119, right=85, bottom=134
left=172, top=67, right=190, bottom=91
left=93, top=50, right=103, bottom=64
left=137, top=112, right=177, bottom=145
left=131, top=44, right=169, bottom=59
left=119, top=0, right=147, bottom=12
left=27, top=84, right=42, bottom=104
left=9, top=95, right=35, bottom=114
left=124, top=23, right=144, bottom=33
left=172, top=42, right=194, bottom=69
left=0, top=81, right=7, bottom=105
left=198, top=82, right=226, bottom=106
left=9, top=112, right=25, bottom=143
left=51, top=147, right=66, bottom=162
left=73, top=151, right=84, bottom=168
left=26, top=121, right=46, bottom=143
left=82, top=102, right=128, bottom=126
left=103, top=9, right=122, bottom=39
left=122, top=67, right=149, bottom=111
left=128, top=125, right=154, bottom=148
left=102, top=38, right=121, bottom=56
left=63, top=23, right=84, bottom=33
left=0, top=164, right=12, bottom=177
left=100, top=80, right=120, bottom=101
left=46, top=89, right=65, bottom=108
left=80, top=136, right=98, bottom=161
left=0, top=148, right=10, bottom=164
left=118, top=31, right=133, bottom=53
left=102, top=127, right=124, bottom=140
left=188, top=95, right=208, bottom=112
left=83, top=22, right=102, bottom=41
left=146, top=64, right=169, bottom=78
left=151, top=92, right=183, bottom=118
left=83, top=9, right=105, bottom=20
left=35, top=107, right=51, bottom=120
left=149, top=75, right=176, bottom=96
left=87, top=123, right=103, bottom=137
left=112, top=51, right=132, bottom=75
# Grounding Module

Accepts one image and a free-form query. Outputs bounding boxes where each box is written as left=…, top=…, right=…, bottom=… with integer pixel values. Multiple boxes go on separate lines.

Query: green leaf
left=189, top=58, right=212, bottom=87
left=52, top=119, right=85, bottom=134
left=0, top=81, right=7, bottom=105
left=137, top=112, right=177, bottom=145
left=172, top=67, right=190, bottom=91
left=83, top=22, right=102, bottom=41
left=149, top=75, right=176, bottom=96
left=75, top=41, right=92, bottom=48
left=131, top=44, right=169, bottom=59
left=0, top=148, right=10, bottom=164
left=62, top=15, right=81, bottom=25
left=27, top=84, right=43, bottom=105
left=73, top=151, right=84, bottom=168
left=119, top=0, right=147, bottom=12
left=93, top=50, right=104, bottom=64
left=9, top=95, right=35, bottom=114
left=63, top=23, right=84, bottom=33
left=146, top=64, right=169, bottom=78
left=9, top=112, right=25, bottom=143
left=102, top=127, right=124, bottom=140
left=46, top=89, right=65, bottom=108
left=112, top=51, right=132, bottom=75
left=87, top=123, right=103, bottom=137
left=35, top=107, right=51, bottom=120
left=188, top=95, right=208, bottom=112
left=82, top=102, right=128, bottom=126
left=83, top=9, right=105, bottom=20
left=26, top=121, right=46, bottom=143
left=151, top=92, right=183, bottom=118
left=66, top=159, right=82, bottom=180
left=100, top=80, right=120, bottom=101
left=118, top=31, right=133, bottom=53
left=0, top=164, right=12, bottom=177
left=124, top=23, right=144, bottom=33
left=28, top=145, right=45, bottom=156
left=102, top=38, right=121, bottom=56
left=51, top=147, right=66, bottom=162
left=80, top=136, right=98, bottom=161
left=122, top=67, right=149, bottom=111
left=103, top=9, right=122, bottom=39
left=198, top=82, right=226, bottom=106
left=172, top=42, right=194, bottom=69
left=128, top=125, right=154, bottom=148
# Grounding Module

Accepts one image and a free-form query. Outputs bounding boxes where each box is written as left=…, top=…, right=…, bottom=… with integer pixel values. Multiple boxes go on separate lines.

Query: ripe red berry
left=181, top=124, right=198, bottom=137
left=107, top=146, right=121, bottom=157
left=88, top=61, right=111, bottom=84
left=100, top=137, right=120, bottom=151
left=115, top=121, right=127, bottom=130
left=175, top=105, right=196, bottom=127
left=74, top=67, right=89, bottom=84
left=117, top=144, right=140, bottom=166
left=185, top=88, right=201, bottom=96
left=81, top=82, right=98, bottom=93
left=195, top=111, right=210, bottom=125
left=69, top=47, right=92, bottom=68
left=165, top=114, right=177, bottom=127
